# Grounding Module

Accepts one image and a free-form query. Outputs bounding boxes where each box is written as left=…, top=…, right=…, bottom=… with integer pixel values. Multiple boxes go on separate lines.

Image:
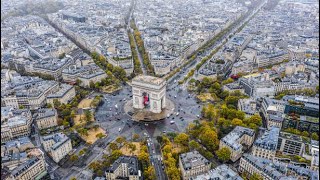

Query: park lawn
left=101, top=85, right=121, bottom=94
left=120, top=142, right=141, bottom=156
left=197, top=93, right=214, bottom=102
left=80, top=127, right=106, bottom=144
left=77, top=98, right=94, bottom=109
left=73, top=114, right=95, bottom=126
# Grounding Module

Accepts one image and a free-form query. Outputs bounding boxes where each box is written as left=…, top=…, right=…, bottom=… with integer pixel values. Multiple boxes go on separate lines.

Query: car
left=170, top=121, right=175, bottom=124
left=176, top=112, right=179, bottom=116
left=118, top=128, right=121, bottom=132
left=162, top=131, right=166, bottom=133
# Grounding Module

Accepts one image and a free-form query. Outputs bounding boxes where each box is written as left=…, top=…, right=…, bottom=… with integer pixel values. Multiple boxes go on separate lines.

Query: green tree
left=215, top=147, right=231, bottom=162
left=311, top=132, right=319, bottom=140
left=231, top=118, right=243, bottom=127
left=108, top=142, right=118, bottom=151
left=84, top=110, right=92, bottom=123
left=189, top=140, right=200, bottom=150
left=174, top=133, right=189, bottom=147
left=249, top=173, right=262, bottom=180
left=301, top=131, right=309, bottom=137
left=132, top=133, right=140, bottom=141
left=115, top=136, right=126, bottom=146
left=70, top=154, right=79, bottom=161
left=144, top=166, right=156, bottom=180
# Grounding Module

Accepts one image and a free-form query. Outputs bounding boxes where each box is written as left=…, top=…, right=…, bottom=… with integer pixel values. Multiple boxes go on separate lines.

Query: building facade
left=41, top=133, right=72, bottom=163
left=34, top=108, right=58, bottom=130
left=132, top=75, right=166, bottom=113
left=179, top=151, right=211, bottom=180
left=219, top=126, right=255, bottom=162
left=105, top=156, right=141, bottom=180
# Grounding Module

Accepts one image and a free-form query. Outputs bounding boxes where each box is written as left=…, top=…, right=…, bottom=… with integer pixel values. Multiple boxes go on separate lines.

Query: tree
left=144, top=166, right=156, bottom=180
left=70, top=154, right=79, bottom=161
left=108, top=142, right=118, bottom=151
left=89, top=80, right=95, bottom=89
left=222, top=78, right=234, bottom=85
left=132, top=133, right=140, bottom=141
left=311, top=132, right=319, bottom=140
left=174, top=133, right=189, bottom=147
left=84, top=110, right=92, bottom=123
left=189, top=140, right=200, bottom=150
left=225, top=96, right=239, bottom=106
left=138, top=150, right=149, bottom=162
left=199, top=127, right=219, bottom=151
left=301, top=131, right=309, bottom=137
left=70, top=177, right=77, bottom=180
left=231, top=118, right=243, bottom=127
left=249, top=173, right=262, bottom=180
left=115, top=136, right=126, bottom=146
left=79, top=149, right=85, bottom=156
left=215, top=147, right=231, bottom=162
left=128, top=143, right=137, bottom=155
left=96, top=133, right=105, bottom=139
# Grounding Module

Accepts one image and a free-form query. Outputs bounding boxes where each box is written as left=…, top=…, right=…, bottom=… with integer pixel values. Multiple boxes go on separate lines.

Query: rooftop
left=132, top=75, right=166, bottom=86
left=221, top=126, right=255, bottom=151
left=194, top=164, right=243, bottom=180
left=179, top=151, right=210, bottom=170
left=254, top=126, right=280, bottom=151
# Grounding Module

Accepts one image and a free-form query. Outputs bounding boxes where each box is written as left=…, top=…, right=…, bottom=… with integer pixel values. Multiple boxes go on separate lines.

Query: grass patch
left=79, top=127, right=106, bottom=144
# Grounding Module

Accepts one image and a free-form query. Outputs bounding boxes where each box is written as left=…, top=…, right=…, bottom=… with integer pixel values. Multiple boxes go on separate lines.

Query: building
left=1, top=137, right=34, bottom=170
left=277, top=132, right=305, bottom=156
left=283, top=95, right=319, bottom=118
left=239, top=73, right=275, bottom=98
left=33, top=108, right=58, bottom=130
left=237, top=98, right=257, bottom=116
left=194, top=164, right=243, bottom=180
left=1, top=107, right=32, bottom=142
left=7, top=148, right=47, bottom=180
left=219, top=126, right=255, bottom=162
left=252, top=127, right=280, bottom=160
left=179, top=151, right=211, bottom=180
left=46, top=84, right=76, bottom=106
left=222, top=82, right=245, bottom=94
left=132, top=75, right=166, bottom=113
left=239, top=153, right=318, bottom=180
left=260, top=97, right=287, bottom=129
left=282, top=114, right=319, bottom=133
left=105, top=156, right=141, bottom=180
left=266, top=110, right=284, bottom=129
left=62, top=64, right=107, bottom=87
left=41, top=133, right=72, bottom=163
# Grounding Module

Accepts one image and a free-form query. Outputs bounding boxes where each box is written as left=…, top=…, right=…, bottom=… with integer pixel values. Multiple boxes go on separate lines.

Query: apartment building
left=252, top=127, right=280, bottom=160
left=33, top=108, right=58, bottom=130
left=46, top=84, right=76, bottom=106
left=1, top=107, right=32, bottom=142
left=219, top=126, right=255, bottom=162
left=41, top=133, right=72, bottom=163
left=237, top=98, right=257, bottom=117
left=239, top=153, right=318, bottom=180
left=7, top=148, right=47, bottom=180
left=194, top=164, right=243, bottom=180
left=105, top=156, right=141, bottom=180
left=179, top=151, right=211, bottom=180
left=1, top=137, right=34, bottom=170
left=277, top=132, right=305, bottom=156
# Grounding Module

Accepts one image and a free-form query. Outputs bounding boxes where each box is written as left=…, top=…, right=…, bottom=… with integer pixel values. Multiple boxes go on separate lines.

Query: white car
left=118, top=128, right=121, bottom=132
left=170, top=121, right=175, bottom=124
left=176, top=112, right=179, bottom=116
